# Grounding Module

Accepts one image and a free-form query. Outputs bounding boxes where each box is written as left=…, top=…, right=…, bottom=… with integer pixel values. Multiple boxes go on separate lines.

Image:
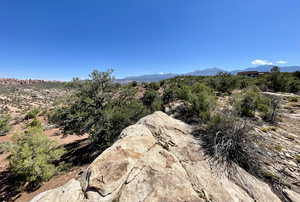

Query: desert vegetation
left=5, top=126, right=65, bottom=189
left=1, top=68, right=300, bottom=201
left=0, top=114, right=10, bottom=136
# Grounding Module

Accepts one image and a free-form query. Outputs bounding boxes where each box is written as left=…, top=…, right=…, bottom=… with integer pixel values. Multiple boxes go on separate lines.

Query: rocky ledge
left=30, top=112, right=300, bottom=202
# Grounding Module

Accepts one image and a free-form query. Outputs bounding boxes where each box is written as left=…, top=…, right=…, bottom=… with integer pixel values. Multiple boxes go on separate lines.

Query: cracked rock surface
left=30, top=112, right=300, bottom=202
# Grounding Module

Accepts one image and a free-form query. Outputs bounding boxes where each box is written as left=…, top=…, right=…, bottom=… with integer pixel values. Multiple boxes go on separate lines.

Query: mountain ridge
left=117, top=65, right=300, bottom=83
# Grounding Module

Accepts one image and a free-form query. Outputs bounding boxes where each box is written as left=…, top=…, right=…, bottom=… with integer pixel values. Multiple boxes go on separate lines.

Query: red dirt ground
left=0, top=120, right=89, bottom=201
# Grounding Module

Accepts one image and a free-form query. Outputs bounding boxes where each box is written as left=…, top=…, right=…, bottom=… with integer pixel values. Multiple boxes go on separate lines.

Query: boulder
left=30, top=112, right=300, bottom=202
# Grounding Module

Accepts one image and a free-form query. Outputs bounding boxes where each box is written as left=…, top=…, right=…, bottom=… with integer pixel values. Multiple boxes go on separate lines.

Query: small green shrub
left=188, top=83, right=216, bottom=121
left=274, top=145, right=283, bottom=152
left=27, top=118, right=43, bottom=128
left=130, top=81, right=138, bottom=87
left=8, top=127, right=64, bottom=188
left=0, top=141, right=13, bottom=154
left=142, top=89, right=162, bottom=111
left=207, top=72, right=237, bottom=94
left=24, top=108, right=40, bottom=120
left=234, top=87, right=272, bottom=119
left=288, top=96, right=298, bottom=102
left=295, top=155, right=300, bottom=163
left=173, top=83, right=216, bottom=121
left=92, top=100, right=150, bottom=149
left=162, top=87, right=177, bottom=104
left=146, top=82, right=160, bottom=90
left=0, top=114, right=10, bottom=136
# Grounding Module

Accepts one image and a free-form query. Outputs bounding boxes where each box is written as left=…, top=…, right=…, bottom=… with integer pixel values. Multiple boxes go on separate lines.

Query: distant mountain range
left=116, top=65, right=300, bottom=83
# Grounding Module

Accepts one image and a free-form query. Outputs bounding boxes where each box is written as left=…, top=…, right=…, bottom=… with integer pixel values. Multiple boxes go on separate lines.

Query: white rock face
left=30, top=112, right=300, bottom=202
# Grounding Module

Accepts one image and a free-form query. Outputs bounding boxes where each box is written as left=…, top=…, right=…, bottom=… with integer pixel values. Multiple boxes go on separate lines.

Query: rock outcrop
left=30, top=112, right=300, bottom=202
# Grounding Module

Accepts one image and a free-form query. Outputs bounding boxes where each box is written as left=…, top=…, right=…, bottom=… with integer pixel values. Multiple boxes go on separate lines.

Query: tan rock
left=30, top=111, right=296, bottom=202
left=30, top=179, right=84, bottom=202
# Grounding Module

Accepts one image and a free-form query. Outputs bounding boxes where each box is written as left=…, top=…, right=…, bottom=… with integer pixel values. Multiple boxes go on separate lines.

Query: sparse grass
left=24, top=108, right=40, bottom=120
left=26, top=118, right=43, bottom=128
left=196, top=113, right=260, bottom=176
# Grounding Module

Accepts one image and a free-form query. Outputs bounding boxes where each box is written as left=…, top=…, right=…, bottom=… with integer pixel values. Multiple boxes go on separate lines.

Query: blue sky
left=0, top=0, right=299, bottom=80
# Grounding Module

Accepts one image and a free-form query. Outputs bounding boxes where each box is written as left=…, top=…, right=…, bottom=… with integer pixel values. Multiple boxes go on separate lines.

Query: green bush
left=0, top=114, right=10, bottom=136
left=188, top=83, right=216, bottom=121
left=207, top=72, right=237, bottom=94
left=162, top=87, right=177, bottom=104
left=8, top=127, right=64, bottom=188
left=295, top=155, right=300, bottom=163
left=142, top=89, right=162, bottom=111
left=92, top=100, right=149, bottom=149
left=288, top=96, right=298, bottom=102
left=168, top=83, right=216, bottom=121
left=234, top=87, right=272, bottom=118
left=0, top=141, right=13, bottom=154
left=146, top=82, right=160, bottom=90
left=49, top=70, right=151, bottom=150
left=27, top=118, right=43, bottom=128
left=24, top=108, right=40, bottom=120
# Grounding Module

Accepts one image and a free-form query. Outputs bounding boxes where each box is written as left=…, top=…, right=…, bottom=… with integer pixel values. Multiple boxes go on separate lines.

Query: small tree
left=8, top=127, right=64, bottom=188
left=49, top=70, right=151, bottom=150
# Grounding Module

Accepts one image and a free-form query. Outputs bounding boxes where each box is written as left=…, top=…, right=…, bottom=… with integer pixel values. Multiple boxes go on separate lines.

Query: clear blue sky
left=0, top=0, right=299, bottom=80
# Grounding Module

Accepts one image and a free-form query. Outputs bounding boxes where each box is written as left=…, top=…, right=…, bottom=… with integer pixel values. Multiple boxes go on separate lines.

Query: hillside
left=1, top=70, right=300, bottom=202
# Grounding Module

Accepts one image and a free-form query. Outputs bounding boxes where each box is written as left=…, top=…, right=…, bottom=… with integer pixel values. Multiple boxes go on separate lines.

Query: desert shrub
left=162, top=87, right=177, bottom=104
left=8, top=127, right=64, bottom=188
left=197, top=113, right=260, bottom=176
left=0, top=114, right=10, bottom=136
left=142, top=89, right=158, bottom=106
left=188, top=83, right=216, bottom=121
left=146, top=82, right=160, bottom=90
left=24, top=108, right=40, bottom=120
left=0, top=141, right=13, bottom=154
left=262, top=96, right=280, bottom=123
left=295, top=155, right=300, bottom=163
left=207, top=72, right=237, bottom=94
left=234, top=87, right=272, bottom=118
left=169, top=83, right=216, bottom=121
left=142, top=89, right=162, bottom=111
left=287, top=78, right=300, bottom=93
left=27, top=118, right=43, bottom=128
left=92, top=100, right=149, bottom=149
left=49, top=70, right=151, bottom=150
left=288, top=96, right=298, bottom=102
left=264, top=67, right=300, bottom=93
left=130, top=81, right=138, bottom=87
left=293, top=71, right=300, bottom=80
